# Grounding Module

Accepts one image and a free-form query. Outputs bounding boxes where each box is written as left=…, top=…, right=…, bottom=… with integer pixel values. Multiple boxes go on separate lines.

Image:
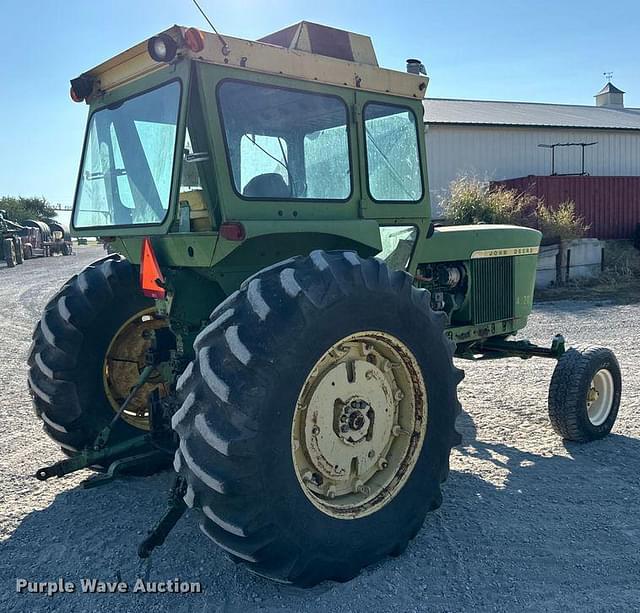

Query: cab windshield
left=73, top=81, right=181, bottom=228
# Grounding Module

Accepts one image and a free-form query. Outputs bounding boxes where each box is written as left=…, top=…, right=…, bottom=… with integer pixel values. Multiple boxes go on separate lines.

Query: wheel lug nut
left=355, top=482, right=370, bottom=495
left=378, top=457, right=388, bottom=470
left=392, top=425, right=409, bottom=437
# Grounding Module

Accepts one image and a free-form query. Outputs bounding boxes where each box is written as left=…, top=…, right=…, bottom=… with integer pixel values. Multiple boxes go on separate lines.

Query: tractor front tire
left=172, top=251, right=463, bottom=586
left=3, top=238, right=16, bottom=268
left=548, top=345, right=621, bottom=442
left=28, top=255, right=167, bottom=468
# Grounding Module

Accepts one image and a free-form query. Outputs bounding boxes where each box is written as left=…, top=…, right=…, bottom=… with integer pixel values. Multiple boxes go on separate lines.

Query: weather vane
left=603, top=71, right=613, bottom=82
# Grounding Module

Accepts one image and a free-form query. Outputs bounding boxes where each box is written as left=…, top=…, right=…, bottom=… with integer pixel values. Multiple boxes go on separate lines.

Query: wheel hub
left=337, top=398, right=372, bottom=444
left=103, top=308, right=170, bottom=430
left=586, top=368, right=614, bottom=426
left=291, top=331, right=427, bottom=519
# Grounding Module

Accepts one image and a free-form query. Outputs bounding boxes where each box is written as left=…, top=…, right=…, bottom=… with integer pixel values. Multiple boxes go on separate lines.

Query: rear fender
left=116, top=219, right=382, bottom=272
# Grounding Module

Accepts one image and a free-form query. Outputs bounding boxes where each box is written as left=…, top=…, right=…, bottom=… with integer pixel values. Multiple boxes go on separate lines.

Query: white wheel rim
left=586, top=369, right=614, bottom=426
left=291, top=331, right=427, bottom=519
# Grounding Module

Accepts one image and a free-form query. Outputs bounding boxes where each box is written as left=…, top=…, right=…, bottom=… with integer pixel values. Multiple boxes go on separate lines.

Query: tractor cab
left=69, top=22, right=430, bottom=251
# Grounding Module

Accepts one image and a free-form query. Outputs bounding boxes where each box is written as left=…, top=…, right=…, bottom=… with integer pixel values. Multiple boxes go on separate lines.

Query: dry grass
left=536, top=240, right=640, bottom=303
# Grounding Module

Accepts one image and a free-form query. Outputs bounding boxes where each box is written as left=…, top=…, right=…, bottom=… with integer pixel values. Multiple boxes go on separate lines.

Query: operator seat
left=243, top=173, right=291, bottom=198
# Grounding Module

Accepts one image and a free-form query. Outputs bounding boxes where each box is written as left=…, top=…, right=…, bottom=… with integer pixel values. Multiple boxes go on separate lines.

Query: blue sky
left=1, top=0, right=638, bottom=209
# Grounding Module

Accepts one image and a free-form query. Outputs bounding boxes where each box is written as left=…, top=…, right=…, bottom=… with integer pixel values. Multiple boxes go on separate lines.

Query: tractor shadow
left=2, top=412, right=640, bottom=612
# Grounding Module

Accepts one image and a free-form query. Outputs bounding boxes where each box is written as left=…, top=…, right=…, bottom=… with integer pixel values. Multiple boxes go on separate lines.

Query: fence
left=491, top=175, right=640, bottom=239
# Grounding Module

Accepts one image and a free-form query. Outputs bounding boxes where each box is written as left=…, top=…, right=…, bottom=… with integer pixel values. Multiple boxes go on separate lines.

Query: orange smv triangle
left=140, top=237, right=166, bottom=299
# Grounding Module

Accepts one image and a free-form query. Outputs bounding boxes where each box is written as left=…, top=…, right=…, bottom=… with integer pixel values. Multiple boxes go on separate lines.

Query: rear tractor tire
left=3, top=238, right=16, bottom=268
left=172, top=251, right=463, bottom=586
left=548, top=345, right=621, bottom=442
left=28, top=254, right=172, bottom=470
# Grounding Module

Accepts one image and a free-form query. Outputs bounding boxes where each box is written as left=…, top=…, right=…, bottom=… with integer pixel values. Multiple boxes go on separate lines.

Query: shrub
left=536, top=201, right=588, bottom=244
left=442, top=177, right=588, bottom=243
left=441, top=177, right=538, bottom=226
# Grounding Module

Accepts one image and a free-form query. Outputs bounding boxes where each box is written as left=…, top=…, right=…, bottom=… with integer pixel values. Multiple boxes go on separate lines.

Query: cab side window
left=217, top=80, right=351, bottom=201
left=363, top=103, right=423, bottom=202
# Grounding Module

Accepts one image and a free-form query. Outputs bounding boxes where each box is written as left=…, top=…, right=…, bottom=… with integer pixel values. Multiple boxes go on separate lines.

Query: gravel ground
left=1, top=247, right=638, bottom=612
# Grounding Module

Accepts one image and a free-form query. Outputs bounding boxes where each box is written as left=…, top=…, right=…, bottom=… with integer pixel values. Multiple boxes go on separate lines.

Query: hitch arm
left=138, top=476, right=188, bottom=559
left=35, top=434, right=154, bottom=481
left=460, top=334, right=566, bottom=361
left=93, top=364, right=156, bottom=450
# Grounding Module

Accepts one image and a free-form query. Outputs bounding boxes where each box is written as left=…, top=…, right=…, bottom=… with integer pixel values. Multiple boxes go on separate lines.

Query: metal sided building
left=423, top=83, right=640, bottom=219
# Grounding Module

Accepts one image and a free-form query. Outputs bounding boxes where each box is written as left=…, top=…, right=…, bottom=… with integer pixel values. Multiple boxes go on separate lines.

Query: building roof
left=423, top=98, right=640, bottom=130
left=595, top=81, right=625, bottom=95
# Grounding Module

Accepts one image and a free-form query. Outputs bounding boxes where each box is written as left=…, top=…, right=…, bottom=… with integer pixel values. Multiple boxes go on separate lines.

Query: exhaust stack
left=406, top=58, right=426, bottom=75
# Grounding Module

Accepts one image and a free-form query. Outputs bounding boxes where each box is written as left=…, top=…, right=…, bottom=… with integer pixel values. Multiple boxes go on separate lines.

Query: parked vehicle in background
left=20, top=221, right=51, bottom=259
left=46, top=221, right=73, bottom=256
left=1, top=213, right=73, bottom=264
left=0, top=210, right=24, bottom=267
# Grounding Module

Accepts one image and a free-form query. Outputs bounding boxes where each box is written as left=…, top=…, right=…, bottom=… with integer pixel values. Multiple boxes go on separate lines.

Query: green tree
left=0, top=196, right=58, bottom=224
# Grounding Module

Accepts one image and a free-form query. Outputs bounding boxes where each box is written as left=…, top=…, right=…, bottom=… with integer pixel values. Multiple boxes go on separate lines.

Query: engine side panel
left=410, top=224, right=541, bottom=344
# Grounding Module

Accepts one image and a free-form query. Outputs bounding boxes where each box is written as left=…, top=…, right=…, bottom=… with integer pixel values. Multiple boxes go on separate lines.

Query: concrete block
left=536, top=244, right=560, bottom=288
left=560, top=239, right=602, bottom=282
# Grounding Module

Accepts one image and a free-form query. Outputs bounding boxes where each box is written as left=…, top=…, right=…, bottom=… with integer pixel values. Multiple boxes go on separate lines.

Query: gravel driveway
left=1, top=247, right=638, bottom=612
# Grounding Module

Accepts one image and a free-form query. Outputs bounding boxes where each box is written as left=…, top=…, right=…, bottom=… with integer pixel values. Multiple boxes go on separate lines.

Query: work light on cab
left=147, top=34, right=178, bottom=63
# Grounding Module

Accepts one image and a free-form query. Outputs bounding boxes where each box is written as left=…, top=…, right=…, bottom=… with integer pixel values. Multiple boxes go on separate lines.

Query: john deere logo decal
left=470, top=246, right=540, bottom=259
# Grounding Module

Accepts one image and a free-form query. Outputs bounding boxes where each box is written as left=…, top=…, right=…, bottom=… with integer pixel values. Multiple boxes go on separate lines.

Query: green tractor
left=0, top=210, right=25, bottom=267
left=31, top=22, right=622, bottom=586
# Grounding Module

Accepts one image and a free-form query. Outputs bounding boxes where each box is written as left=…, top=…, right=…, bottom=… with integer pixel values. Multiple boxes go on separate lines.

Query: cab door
left=354, top=91, right=430, bottom=221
